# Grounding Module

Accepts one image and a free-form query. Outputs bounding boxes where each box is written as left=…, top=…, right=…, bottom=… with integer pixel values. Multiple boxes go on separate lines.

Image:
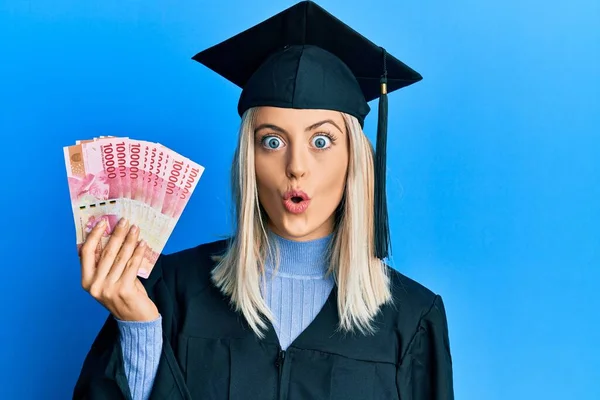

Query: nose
left=286, top=140, right=308, bottom=180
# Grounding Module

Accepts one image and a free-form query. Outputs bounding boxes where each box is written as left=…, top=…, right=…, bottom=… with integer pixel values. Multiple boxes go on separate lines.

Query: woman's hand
left=80, top=217, right=159, bottom=322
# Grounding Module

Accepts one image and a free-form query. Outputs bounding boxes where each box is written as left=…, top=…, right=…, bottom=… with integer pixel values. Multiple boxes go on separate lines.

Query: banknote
left=74, top=199, right=124, bottom=254
left=64, top=136, right=203, bottom=277
left=64, top=141, right=121, bottom=207
left=64, top=141, right=122, bottom=250
left=146, top=143, right=170, bottom=236
left=94, top=137, right=130, bottom=220
left=128, top=140, right=145, bottom=228
left=153, top=154, right=204, bottom=249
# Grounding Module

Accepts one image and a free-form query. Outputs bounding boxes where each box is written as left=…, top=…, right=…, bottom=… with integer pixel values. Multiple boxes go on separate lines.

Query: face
left=254, top=107, right=349, bottom=241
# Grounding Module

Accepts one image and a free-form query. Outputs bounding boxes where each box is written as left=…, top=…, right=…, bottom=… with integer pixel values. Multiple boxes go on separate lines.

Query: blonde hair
left=211, top=107, right=392, bottom=337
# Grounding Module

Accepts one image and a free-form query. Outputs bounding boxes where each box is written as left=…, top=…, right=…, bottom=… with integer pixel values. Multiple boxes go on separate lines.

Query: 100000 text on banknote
left=64, top=137, right=204, bottom=277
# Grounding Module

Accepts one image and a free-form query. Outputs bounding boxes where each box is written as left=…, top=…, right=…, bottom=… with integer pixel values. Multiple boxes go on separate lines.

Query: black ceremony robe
left=73, top=239, right=454, bottom=399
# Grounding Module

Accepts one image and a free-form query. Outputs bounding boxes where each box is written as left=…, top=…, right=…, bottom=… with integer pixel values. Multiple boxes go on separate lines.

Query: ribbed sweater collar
left=265, top=230, right=333, bottom=278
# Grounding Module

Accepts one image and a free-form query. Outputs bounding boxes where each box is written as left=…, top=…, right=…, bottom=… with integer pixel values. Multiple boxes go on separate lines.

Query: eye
left=261, top=135, right=284, bottom=150
left=311, top=134, right=332, bottom=150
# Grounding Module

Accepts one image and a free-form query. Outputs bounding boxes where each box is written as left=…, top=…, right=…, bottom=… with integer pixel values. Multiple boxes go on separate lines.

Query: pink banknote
left=156, top=157, right=204, bottom=254
left=64, top=141, right=121, bottom=208
left=154, top=152, right=191, bottom=251
left=75, top=200, right=124, bottom=256
left=64, top=136, right=204, bottom=278
left=64, top=141, right=122, bottom=249
left=63, top=136, right=204, bottom=277
left=128, top=140, right=145, bottom=225
left=95, top=137, right=130, bottom=220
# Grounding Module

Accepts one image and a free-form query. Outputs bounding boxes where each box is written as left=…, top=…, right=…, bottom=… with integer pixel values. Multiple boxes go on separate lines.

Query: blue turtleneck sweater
left=116, top=232, right=335, bottom=400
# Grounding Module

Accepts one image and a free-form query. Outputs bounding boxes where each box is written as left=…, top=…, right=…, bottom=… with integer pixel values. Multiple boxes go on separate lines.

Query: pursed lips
left=282, top=189, right=311, bottom=213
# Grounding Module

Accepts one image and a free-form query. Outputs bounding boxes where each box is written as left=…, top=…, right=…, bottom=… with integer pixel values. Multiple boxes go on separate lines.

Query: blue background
left=1, top=0, right=598, bottom=398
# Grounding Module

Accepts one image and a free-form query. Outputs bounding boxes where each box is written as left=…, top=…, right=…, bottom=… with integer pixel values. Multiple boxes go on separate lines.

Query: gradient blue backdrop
left=1, top=0, right=598, bottom=398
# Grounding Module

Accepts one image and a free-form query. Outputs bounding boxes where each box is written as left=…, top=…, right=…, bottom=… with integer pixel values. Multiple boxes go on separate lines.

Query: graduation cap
left=192, top=0, right=422, bottom=260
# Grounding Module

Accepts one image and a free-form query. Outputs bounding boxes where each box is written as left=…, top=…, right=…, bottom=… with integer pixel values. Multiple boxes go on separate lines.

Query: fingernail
left=131, top=225, right=139, bottom=233
left=139, top=240, right=146, bottom=247
left=97, top=219, right=106, bottom=227
left=118, top=218, right=127, bottom=227
left=138, top=268, right=149, bottom=278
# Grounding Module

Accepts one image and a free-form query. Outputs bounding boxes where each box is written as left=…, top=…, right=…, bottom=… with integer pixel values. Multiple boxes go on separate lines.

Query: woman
left=73, top=2, right=454, bottom=399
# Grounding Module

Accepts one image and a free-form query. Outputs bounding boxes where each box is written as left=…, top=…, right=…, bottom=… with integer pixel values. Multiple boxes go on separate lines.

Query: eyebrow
left=254, top=119, right=344, bottom=135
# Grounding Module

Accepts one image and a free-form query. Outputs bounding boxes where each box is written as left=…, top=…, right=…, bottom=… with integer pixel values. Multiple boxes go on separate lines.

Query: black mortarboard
left=192, top=0, right=422, bottom=260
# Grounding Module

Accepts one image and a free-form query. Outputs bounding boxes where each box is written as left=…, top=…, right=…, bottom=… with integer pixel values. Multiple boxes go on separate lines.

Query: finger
left=94, top=217, right=130, bottom=281
left=119, top=239, right=148, bottom=285
left=80, top=219, right=107, bottom=289
left=105, top=225, right=140, bottom=284
left=94, top=239, right=103, bottom=264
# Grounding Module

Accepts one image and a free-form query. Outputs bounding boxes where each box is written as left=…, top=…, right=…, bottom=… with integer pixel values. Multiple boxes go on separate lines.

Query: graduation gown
left=73, top=239, right=454, bottom=399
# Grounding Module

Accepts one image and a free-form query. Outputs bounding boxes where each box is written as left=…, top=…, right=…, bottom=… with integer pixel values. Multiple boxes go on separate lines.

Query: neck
left=265, top=230, right=333, bottom=277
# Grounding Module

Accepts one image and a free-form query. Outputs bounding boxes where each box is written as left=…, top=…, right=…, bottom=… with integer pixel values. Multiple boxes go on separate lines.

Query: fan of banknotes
left=63, top=136, right=204, bottom=277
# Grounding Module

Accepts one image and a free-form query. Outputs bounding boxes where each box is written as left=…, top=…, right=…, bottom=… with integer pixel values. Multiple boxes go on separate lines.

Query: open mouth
left=282, top=190, right=311, bottom=214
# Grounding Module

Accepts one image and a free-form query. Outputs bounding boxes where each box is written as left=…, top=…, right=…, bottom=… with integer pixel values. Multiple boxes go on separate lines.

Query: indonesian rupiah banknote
left=64, top=137, right=204, bottom=277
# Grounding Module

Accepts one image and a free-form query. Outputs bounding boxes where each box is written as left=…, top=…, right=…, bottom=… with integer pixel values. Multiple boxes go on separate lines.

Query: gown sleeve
left=72, top=254, right=192, bottom=400
left=396, top=295, right=454, bottom=400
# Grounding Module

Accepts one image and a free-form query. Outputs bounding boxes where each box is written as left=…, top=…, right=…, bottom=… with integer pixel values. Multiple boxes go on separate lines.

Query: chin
left=270, top=213, right=330, bottom=241
left=276, top=218, right=310, bottom=238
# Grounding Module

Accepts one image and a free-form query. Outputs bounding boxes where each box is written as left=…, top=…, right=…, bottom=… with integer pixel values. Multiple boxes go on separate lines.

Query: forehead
left=254, top=107, right=346, bottom=130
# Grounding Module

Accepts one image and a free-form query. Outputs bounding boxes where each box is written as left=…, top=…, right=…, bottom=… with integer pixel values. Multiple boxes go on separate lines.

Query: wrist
left=114, top=312, right=161, bottom=324
left=113, top=305, right=159, bottom=322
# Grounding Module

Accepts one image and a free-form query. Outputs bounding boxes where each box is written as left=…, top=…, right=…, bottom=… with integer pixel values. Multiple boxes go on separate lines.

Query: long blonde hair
left=211, top=107, right=393, bottom=337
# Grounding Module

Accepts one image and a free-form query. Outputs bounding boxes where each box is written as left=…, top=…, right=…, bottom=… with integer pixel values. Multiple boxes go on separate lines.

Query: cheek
left=255, top=155, right=277, bottom=187
left=316, top=155, right=348, bottom=202
left=254, top=154, right=283, bottom=205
